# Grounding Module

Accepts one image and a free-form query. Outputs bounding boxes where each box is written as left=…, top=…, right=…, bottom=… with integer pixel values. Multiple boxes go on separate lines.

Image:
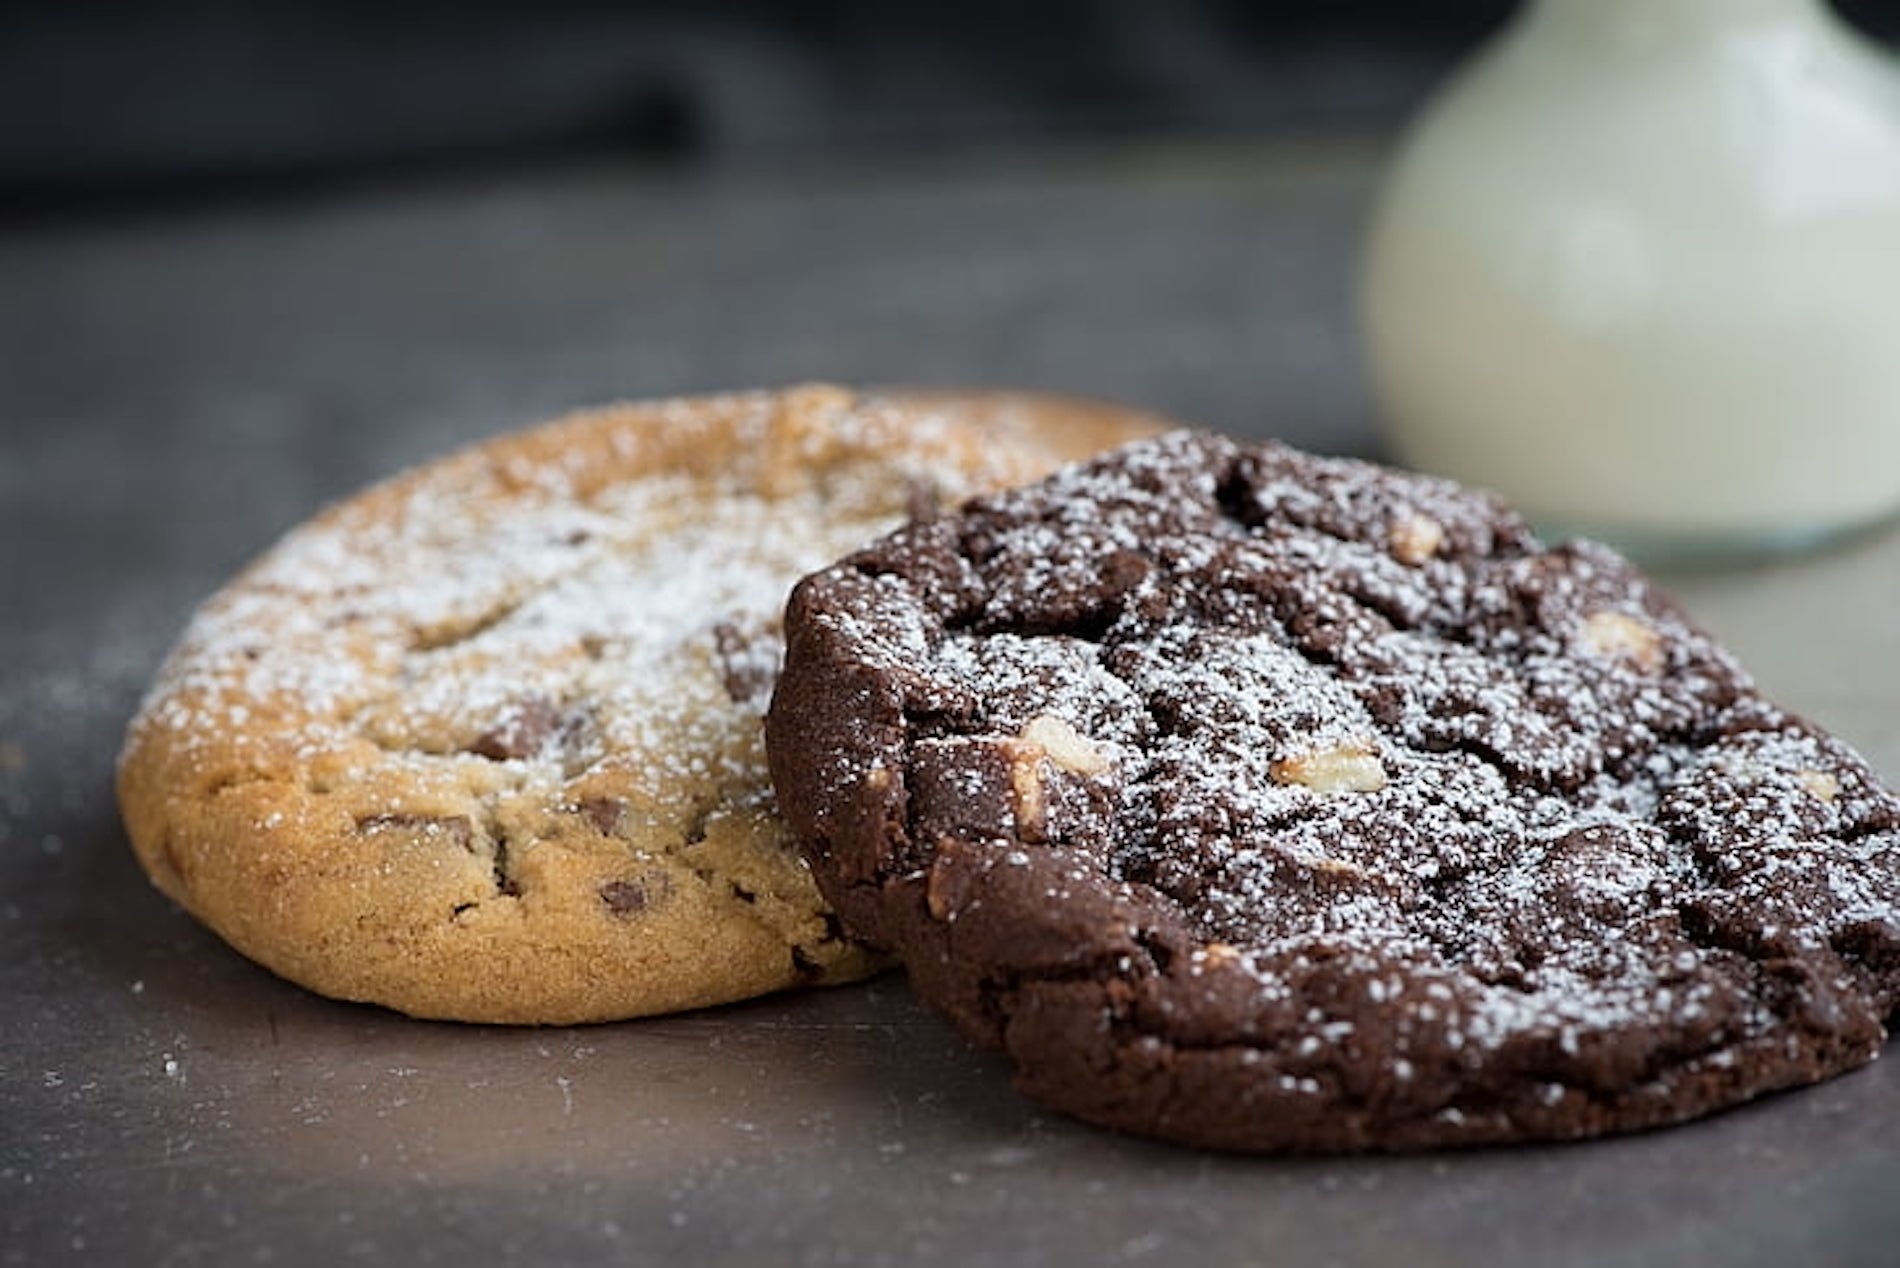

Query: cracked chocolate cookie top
left=765, top=431, right=1900, bottom=1150
left=117, top=385, right=1160, bottom=1023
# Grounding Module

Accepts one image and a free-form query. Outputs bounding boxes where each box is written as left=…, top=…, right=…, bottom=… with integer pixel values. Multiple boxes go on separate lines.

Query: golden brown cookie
left=118, top=385, right=1162, bottom=1024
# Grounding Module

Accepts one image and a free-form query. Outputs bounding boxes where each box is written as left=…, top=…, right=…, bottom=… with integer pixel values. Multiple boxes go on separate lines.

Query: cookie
left=766, top=431, right=1900, bottom=1150
left=117, top=385, right=1162, bottom=1024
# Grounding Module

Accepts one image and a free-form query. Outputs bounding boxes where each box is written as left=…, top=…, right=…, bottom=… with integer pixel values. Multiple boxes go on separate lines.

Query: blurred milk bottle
left=1360, top=0, right=1900, bottom=556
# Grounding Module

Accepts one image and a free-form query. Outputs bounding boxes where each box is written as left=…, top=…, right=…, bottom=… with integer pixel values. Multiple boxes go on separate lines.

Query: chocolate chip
left=468, top=696, right=563, bottom=761
left=576, top=796, right=624, bottom=836
left=906, top=478, right=943, bottom=524
left=713, top=620, right=776, bottom=705
left=600, top=873, right=670, bottom=916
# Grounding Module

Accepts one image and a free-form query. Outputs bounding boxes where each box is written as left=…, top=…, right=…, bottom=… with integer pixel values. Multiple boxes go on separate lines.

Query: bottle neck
left=1528, top=0, right=1824, bottom=46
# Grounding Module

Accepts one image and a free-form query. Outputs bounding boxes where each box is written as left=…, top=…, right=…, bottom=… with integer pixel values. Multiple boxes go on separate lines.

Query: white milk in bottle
left=1361, top=0, right=1900, bottom=556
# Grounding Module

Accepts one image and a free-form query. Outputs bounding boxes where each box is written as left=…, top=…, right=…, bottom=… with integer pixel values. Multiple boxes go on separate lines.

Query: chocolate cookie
left=118, top=385, right=1161, bottom=1024
left=766, top=431, right=1900, bottom=1150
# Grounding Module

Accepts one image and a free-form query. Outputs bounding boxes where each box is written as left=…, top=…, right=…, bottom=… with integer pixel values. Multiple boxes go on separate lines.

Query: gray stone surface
left=4, top=141, right=1897, bottom=1267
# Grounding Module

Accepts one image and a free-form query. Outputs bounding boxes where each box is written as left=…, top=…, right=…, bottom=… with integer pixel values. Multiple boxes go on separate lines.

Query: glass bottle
left=1361, top=0, right=1900, bottom=556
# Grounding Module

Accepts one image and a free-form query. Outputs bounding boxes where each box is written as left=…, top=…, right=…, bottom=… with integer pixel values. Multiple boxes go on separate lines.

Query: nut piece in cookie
left=1269, top=740, right=1387, bottom=795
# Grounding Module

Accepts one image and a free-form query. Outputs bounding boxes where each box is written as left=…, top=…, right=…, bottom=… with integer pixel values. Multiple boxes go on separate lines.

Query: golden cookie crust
left=118, top=385, right=1161, bottom=1023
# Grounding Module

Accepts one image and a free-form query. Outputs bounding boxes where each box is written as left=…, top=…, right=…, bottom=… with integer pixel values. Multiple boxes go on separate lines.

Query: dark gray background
left=7, top=0, right=1899, bottom=211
